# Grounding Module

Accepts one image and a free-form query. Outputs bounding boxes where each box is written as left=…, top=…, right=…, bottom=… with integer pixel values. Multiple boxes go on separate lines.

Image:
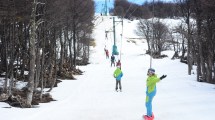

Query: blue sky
left=94, top=0, right=175, bottom=13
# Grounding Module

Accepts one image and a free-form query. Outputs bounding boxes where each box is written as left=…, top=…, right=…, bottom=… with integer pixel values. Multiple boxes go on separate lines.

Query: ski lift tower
left=112, top=17, right=123, bottom=55
left=102, top=0, right=108, bottom=16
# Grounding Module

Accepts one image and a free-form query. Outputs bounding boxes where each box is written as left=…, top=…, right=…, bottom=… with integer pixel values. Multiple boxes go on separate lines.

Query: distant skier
left=105, top=49, right=109, bottom=59
left=116, top=59, right=121, bottom=69
left=111, top=54, right=116, bottom=67
left=143, top=68, right=167, bottom=120
left=113, top=65, right=123, bottom=92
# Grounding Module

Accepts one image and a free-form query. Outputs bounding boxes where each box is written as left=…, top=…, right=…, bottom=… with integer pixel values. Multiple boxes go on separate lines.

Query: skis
left=115, top=89, right=122, bottom=92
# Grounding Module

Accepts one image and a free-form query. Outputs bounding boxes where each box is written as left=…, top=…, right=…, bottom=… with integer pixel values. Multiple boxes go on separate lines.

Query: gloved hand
left=160, top=75, right=167, bottom=80
left=113, top=74, right=116, bottom=78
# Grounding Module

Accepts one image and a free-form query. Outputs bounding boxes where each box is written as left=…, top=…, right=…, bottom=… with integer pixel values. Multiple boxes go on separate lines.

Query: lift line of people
left=104, top=45, right=167, bottom=120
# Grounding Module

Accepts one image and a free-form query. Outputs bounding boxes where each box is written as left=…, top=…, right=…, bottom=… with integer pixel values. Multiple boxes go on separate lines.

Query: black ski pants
left=115, top=80, right=122, bottom=90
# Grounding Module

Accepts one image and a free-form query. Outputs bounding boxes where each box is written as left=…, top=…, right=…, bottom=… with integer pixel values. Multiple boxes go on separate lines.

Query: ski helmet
left=148, top=68, right=155, bottom=74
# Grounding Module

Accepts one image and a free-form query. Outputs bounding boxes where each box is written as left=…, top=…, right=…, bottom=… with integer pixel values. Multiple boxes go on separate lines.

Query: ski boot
left=115, top=89, right=118, bottom=92
left=143, top=113, right=154, bottom=120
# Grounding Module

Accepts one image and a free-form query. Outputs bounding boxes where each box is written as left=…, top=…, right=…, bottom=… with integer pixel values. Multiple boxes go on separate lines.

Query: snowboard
left=143, top=115, right=154, bottom=120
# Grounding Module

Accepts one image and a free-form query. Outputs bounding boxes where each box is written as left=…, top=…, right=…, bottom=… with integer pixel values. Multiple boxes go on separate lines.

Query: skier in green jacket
left=143, top=68, right=167, bottom=120
left=113, top=65, right=123, bottom=92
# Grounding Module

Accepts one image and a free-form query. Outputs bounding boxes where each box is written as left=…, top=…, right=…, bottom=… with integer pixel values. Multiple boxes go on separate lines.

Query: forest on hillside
left=112, top=0, right=215, bottom=84
left=111, top=0, right=181, bottom=19
left=0, top=0, right=95, bottom=107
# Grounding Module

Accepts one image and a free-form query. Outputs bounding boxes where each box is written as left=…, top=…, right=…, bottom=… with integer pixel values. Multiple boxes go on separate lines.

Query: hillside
left=0, top=15, right=215, bottom=120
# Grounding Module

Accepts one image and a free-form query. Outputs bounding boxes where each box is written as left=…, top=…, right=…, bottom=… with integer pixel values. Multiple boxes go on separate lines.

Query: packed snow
left=1, top=15, right=215, bottom=120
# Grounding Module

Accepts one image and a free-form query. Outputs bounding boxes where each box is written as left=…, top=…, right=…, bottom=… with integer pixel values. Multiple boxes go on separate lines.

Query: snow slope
left=1, top=15, right=215, bottom=120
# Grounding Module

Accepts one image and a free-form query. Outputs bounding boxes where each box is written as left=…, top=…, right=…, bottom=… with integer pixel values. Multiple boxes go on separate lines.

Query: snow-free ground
left=1, top=15, right=215, bottom=120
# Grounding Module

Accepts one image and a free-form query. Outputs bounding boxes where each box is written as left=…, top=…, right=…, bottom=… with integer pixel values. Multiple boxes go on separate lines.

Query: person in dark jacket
left=111, top=54, right=116, bottom=67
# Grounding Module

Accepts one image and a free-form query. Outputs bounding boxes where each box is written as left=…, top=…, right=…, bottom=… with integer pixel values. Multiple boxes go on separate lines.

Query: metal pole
left=150, top=0, right=154, bottom=68
left=105, top=0, right=107, bottom=16
left=113, top=17, right=116, bottom=46
left=120, top=19, right=123, bottom=60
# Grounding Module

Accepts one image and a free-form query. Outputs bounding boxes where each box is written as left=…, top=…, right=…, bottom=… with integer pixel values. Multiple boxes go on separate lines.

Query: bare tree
left=177, top=0, right=194, bottom=75
left=137, top=19, right=169, bottom=57
left=0, top=0, right=95, bottom=107
left=136, top=19, right=152, bottom=53
left=152, top=20, right=169, bottom=56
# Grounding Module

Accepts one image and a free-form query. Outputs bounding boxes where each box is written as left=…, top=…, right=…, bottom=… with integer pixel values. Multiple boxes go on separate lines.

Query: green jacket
left=114, top=68, right=123, bottom=80
left=146, top=74, right=160, bottom=94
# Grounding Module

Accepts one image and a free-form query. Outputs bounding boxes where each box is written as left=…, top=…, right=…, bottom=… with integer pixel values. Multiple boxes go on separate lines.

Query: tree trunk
left=47, top=29, right=56, bottom=92
left=35, top=48, right=41, bottom=90
left=26, top=0, right=37, bottom=108
left=186, top=3, right=193, bottom=75
left=40, top=33, right=46, bottom=100
left=59, top=29, right=64, bottom=75
left=193, top=0, right=204, bottom=81
left=73, top=22, right=77, bottom=69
